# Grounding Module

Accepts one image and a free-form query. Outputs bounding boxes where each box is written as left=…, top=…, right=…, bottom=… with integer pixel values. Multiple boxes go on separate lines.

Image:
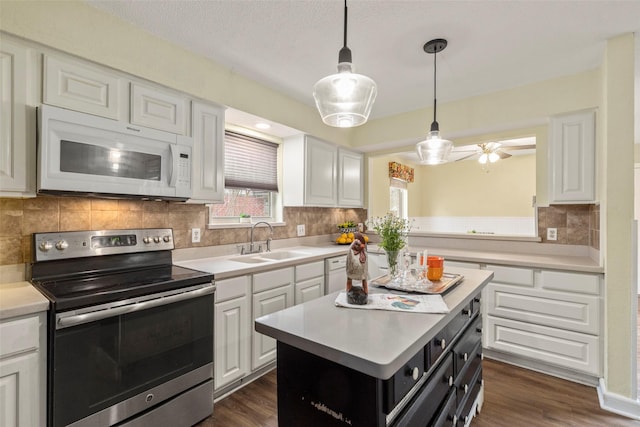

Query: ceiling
left=85, top=0, right=639, bottom=141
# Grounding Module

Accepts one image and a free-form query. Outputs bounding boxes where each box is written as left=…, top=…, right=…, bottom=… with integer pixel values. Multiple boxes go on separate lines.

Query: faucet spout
left=249, top=221, right=274, bottom=253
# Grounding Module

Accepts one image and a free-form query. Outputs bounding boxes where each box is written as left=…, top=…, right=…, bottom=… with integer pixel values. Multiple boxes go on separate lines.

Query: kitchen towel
left=334, top=292, right=449, bottom=313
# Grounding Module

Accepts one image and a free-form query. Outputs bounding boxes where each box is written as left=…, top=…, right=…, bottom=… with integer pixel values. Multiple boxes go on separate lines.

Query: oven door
left=50, top=284, right=214, bottom=427
left=38, top=104, right=192, bottom=200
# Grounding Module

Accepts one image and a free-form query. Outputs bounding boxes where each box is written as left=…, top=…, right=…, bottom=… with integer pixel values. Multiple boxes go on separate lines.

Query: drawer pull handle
left=409, top=366, right=420, bottom=381
left=476, top=327, right=482, bottom=333
left=448, top=376, right=454, bottom=387
left=474, top=297, right=481, bottom=303
left=452, top=415, right=458, bottom=426
left=463, top=384, right=469, bottom=394
left=463, top=352, right=468, bottom=362
left=440, top=338, right=446, bottom=349
left=462, top=308, right=471, bottom=317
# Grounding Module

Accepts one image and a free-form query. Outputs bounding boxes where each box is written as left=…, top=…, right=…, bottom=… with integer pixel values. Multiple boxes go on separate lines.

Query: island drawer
left=455, top=341, right=482, bottom=406
left=453, top=316, right=482, bottom=376
left=392, top=353, right=454, bottom=426
left=455, top=368, right=482, bottom=427
left=432, top=389, right=457, bottom=427
left=429, top=301, right=473, bottom=366
left=383, top=348, right=426, bottom=412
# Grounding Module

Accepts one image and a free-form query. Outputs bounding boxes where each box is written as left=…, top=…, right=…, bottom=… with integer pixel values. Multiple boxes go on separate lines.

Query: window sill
left=206, top=222, right=287, bottom=230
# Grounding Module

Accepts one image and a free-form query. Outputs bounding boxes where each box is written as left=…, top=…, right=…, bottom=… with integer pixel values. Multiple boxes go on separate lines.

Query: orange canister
left=426, top=256, right=444, bottom=281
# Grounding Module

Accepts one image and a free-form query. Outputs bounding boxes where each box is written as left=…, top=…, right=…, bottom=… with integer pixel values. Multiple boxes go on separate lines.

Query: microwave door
left=38, top=106, right=186, bottom=200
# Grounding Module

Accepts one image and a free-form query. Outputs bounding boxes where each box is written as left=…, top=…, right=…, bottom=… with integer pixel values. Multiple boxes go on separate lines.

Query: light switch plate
left=192, top=228, right=201, bottom=243
left=547, top=228, right=557, bottom=241
left=297, top=224, right=305, bottom=237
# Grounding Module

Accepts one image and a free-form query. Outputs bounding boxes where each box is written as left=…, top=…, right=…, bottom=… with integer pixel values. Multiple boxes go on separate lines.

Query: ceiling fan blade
left=502, top=144, right=536, bottom=151
left=485, top=142, right=502, bottom=151
left=453, top=152, right=479, bottom=162
left=496, top=150, right=512, bottom=159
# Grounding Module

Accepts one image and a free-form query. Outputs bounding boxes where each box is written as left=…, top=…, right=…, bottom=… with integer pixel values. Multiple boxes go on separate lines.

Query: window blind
left=224, top=131, right=279, bottom=192
left=390, top=177, right=408, bottom=189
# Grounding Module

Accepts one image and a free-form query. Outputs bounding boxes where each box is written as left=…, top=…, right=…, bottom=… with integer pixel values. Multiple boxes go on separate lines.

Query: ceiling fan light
left=478, top=153, right=488, bottom=164
left=489, top=152, right=500, bottom=163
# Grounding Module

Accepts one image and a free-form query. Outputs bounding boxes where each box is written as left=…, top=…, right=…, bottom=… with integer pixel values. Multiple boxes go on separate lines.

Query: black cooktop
left=32, top=264, right=213, bottom=312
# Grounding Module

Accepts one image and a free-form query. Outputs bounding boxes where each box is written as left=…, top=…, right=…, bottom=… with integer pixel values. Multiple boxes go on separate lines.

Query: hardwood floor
left=196, top=359, right=639, bottom=426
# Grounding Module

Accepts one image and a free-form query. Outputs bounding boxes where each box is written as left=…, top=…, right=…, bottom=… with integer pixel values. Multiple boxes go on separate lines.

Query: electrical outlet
left=358, top=223, right=364, bottom=232
left=547, top=228, right=557, bottom=241
left=296, top=224, right=305, bottom=237
left=192, top=228, right=201, bottom=243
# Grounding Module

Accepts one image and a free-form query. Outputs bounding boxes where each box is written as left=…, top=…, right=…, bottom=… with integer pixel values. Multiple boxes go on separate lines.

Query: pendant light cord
left=338, top=0, right=352, bottom=64
left=432, top=47, right=439, bottom=131
left=343, top=0, right=348, bottom=48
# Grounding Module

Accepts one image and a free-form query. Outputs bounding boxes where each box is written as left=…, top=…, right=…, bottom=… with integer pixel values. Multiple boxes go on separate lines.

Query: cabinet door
left=43, top=55, right=123, bottom=120
left=295, top=276, right=324, bottom=304
left=549, top=109, right=596, bottom=203
left=0, top=39, right=35, bottom=195
left=338, top=148, right=364, bottom=207
left=252, top=285, right=293, bottom=370
left=214, top=296, right=251, bottom=390
left=130, top=83, right=187, bottom=134
left=304, top=136, right=337, bottom=206
left=0, top=352, right=39, bottom=427
left=190, top=101, right=225, bottom=202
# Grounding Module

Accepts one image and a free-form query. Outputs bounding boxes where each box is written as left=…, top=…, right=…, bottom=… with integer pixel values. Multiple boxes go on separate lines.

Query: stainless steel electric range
left=30, top=228, right=215, bottom=427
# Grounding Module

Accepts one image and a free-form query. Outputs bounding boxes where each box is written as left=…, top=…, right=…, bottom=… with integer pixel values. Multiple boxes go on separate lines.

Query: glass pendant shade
left=416, top=130, right=453, bottom=165
left=313, top=62, right=377, bottom=128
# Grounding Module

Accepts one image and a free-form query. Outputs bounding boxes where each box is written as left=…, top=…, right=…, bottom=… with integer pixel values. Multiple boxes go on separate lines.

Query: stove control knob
left=39, top=241, right=53, bottom=252
left=55, top=240, right=69, bottom=251
left=163, top=236, right=171, bottom=243
left=153, top=236, right=161, bottom=243
left=143, top=237, right=151, bottom=244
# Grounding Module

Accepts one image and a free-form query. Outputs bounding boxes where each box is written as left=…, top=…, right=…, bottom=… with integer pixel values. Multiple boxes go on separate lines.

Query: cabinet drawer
left=455, top=342, right=482, bottom=406
left=383, top=348, right=426, bottom=413
left=453, top=317, right=482, bottom=376
left=295, top=261, right=324, bottom=282
left=485, top=283, right=600, bottom=335
left=540, top=270, right=600, bottom=295
left=253, top=267, right=294, bottom=293
left=0, top=316, right=39, bottom=358
left=486, top=316, right=601, bottom=376
left=393, top=353, right=453, bottom=426
left=215, top=275, right=250, bottom=303
left=456, top=368, right=482, bottom=427
left=485, top=264, right=533, bottom=287
left=429, top=302, right=473, bottom=366
left=432, top=389, right=457, bottom=427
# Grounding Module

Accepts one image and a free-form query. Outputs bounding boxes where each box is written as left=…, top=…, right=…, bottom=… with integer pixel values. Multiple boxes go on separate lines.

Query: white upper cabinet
left=549, top=109, right=596, bottom=203
left=0, top=38, right=37, bottom=196
left=338, top=148, right=364, bottom=207
left=43, top=55, right=125, bottom=120
left=130, top=83, right=188, bottom=135
left=189, top=101, right=225, bottom=203
left=283, top=135, right=363, bottom=207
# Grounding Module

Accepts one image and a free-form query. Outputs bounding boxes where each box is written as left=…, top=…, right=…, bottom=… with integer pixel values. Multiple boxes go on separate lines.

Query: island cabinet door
left=276, top=342, right=386, bottom=427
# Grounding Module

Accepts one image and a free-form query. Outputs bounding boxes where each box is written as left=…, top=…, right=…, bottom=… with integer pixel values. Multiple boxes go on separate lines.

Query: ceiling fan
left=453, top=142, right=536, bottom=163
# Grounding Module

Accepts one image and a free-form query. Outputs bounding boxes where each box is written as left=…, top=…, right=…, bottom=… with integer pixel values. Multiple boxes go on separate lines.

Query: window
left=390, top=178, right=408, bottom=220
left=208, top=131, right=281, bottom=223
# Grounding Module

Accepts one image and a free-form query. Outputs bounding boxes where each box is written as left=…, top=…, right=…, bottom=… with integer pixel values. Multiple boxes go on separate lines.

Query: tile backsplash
left=537, top=204, right=599, bottom=249
left=0, top=196, right=367, bottom=266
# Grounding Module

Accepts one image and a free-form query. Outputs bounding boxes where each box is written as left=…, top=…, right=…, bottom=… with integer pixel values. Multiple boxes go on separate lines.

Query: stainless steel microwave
left=37, top=105, right=192, bottom=201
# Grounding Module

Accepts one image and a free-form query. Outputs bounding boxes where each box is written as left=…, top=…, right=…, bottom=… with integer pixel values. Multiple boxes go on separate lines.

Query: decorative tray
left=371, top=273, right=464, bottom=295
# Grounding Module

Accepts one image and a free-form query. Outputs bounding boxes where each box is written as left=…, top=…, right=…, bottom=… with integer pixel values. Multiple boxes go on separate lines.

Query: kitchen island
left=255, top=267, right=493, bottom=426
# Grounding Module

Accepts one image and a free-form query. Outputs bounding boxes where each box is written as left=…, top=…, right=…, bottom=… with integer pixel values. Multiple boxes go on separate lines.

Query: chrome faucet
left=244, top=221, right=274, bottom=254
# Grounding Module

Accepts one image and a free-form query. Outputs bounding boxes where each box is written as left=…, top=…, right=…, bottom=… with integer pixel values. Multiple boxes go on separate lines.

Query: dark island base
left=276, top=296, right=484, bottom=427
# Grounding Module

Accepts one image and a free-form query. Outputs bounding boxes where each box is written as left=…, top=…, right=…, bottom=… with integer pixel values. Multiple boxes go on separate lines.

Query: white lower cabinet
left=251, top=267, right=294, bottom=370
left=0, top=313, right=46, bottom=427
left=294, top=261, right=325, bottom=304
left=483, top=264, right=603, bottom=377
left=214, top=275, right=251, bottom=391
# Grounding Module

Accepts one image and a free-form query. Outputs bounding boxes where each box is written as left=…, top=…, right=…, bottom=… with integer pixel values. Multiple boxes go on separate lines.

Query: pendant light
left=313, top=0, right=377, bottom=128
left=416, top=38, right=453, bottom=165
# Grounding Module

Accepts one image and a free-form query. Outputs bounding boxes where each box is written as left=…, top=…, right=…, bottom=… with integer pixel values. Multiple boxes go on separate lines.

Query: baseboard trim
left=597, top=378, right=640, bottom=421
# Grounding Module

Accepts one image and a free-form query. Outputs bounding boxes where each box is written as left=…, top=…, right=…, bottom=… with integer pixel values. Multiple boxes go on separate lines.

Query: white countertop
left=255, top=267, right=493, bottom=379
left=0, top=281, right=49, bottom=320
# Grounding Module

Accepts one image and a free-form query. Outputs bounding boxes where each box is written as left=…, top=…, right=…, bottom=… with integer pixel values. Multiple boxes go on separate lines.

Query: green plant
left=367, top=213, right=412, bottom=252
left=239, top=213, right=251, bottom=218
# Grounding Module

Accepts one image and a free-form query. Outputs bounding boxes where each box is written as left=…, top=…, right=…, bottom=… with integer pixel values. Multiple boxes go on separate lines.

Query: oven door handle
left=57, top=284, right=215, bottom=329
